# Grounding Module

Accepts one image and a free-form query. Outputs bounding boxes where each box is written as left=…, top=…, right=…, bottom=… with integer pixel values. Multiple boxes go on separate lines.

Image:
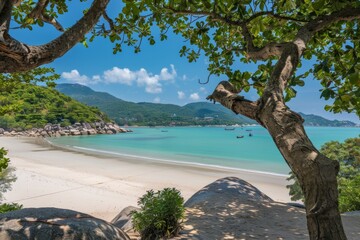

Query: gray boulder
left=80, top=130, right=88, bottom=135
left=185, top=176, right=272, bottom=208
left=44, top=124, right=53, bottom=131
left=0, top=208, right=130, bottom=240
left=111, top=206, right=139, bottom=231
left=180, top=177, right=309, bottom=239
left=88, top=129, right=97, bottom=135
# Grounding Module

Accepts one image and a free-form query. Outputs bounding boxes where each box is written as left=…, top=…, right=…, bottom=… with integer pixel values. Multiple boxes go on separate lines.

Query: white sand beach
left=1, top=137, right=291, bottom=221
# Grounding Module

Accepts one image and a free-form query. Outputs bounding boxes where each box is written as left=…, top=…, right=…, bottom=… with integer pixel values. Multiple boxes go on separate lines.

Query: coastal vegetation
left=288, top=137, right=360, bottom=213
left=0, top=148, right=21, bottom=213
left=132, top=188, right=185, bottom=239
left=0, top=82, right=110, bottom=130
left=1, top=1, right=360, bottom=239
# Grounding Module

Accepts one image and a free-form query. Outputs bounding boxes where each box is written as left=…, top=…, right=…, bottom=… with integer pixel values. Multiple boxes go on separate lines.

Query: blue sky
left=11, top=1, right=359, bottom=123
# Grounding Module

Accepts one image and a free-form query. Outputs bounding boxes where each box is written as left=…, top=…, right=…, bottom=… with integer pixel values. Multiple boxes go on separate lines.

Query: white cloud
left=153, top=97, right=161, bottom=103
left=61, top=70, right=90, bottom=84
left=189, top=93, right=200, bottom=101
left=199, top=87, right=207, bottom=93
left=103, top=67, right=136, bottom=85
left=177, top=91, right=185, bottom=99
left=92, top=75, right=102, bottom=83
left=62, top=65, right=177, bottom=94
left=136, top=68, right=162, bottom=93
left=103, top=65, right=177, bottom=93
left=159, top=64, right=177, bottom=81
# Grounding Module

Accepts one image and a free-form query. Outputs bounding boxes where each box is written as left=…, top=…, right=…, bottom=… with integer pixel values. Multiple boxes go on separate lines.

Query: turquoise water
left=49, top=126, right=360, bottom=175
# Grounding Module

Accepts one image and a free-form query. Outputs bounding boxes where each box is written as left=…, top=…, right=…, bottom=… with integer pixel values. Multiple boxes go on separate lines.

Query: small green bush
left=338, top=175, right=360, bottom=212
left=0, top=203, right=22, bottom=214
left=132, top=188, right=185, bottom=240
left=0, top=147, right=22, bottom=214
left=287, top=137, right=360, bottom=212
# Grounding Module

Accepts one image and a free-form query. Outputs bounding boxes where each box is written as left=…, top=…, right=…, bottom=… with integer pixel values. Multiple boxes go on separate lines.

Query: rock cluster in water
left=0, top=122, right=132, bottom=137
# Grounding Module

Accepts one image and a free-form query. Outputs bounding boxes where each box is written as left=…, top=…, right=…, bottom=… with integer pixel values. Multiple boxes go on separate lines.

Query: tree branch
left=26, top=0, right=64, bottom=32
left=163, top=5, right=294, bottom=61
left=241, top=21, right=287, bottom=60
left=0, top=0, right=12, bottom=37
left=0, top=0, right=29, bottom=62
left=207, top=81, right=259, bottom=121
left=263, top=7, right=360, bottom=98
left=164, top=6, right=308, bottom=25
left=0, top=0, right=110, bottom=73
left=295, top=7, right=360, bottom=56
left=102, top=10, right=114, bottom=31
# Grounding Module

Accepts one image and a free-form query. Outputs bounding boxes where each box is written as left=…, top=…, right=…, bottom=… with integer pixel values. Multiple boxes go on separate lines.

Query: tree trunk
left=209, top=78, right=348, bottom=239
left=259, top=95, right=347, bottom=239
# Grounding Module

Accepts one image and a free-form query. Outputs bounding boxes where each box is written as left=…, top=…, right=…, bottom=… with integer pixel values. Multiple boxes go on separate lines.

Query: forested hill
left=56, top=83, right=254, bottom=126
left=56, top=84, right=358, bottom=127
left=298, top=113, right=357, bottom=127
left=0, top=84, right=110, bottom=130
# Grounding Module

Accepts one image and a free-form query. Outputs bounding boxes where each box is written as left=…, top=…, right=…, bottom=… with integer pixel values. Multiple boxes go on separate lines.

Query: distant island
left=56, top=84, right=358, bottom=128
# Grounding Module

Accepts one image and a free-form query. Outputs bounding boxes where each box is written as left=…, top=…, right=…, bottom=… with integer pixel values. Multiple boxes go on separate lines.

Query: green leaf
left=324, top=105, right=332, bottom=111
left=349, top=73, right=359, bottom=85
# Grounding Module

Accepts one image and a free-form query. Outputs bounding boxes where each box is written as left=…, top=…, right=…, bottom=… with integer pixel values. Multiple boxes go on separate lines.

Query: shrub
left=0, top=147, right=22, bottom=213
left=338, top=175, right=360, bottom=212
left=132, top=188, right=185, bottom=240
left=0, top=203, right=22, bottom=214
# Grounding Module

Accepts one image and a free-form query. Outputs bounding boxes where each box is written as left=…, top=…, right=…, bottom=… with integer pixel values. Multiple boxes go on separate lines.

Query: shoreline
left=45, top=137, right=289, bottom=178
left=1, top=136, right=292, bottom=221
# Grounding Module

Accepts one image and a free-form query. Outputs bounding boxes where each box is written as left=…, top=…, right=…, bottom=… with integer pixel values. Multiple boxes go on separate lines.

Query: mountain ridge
left=56, top=83, right=358, bottom=127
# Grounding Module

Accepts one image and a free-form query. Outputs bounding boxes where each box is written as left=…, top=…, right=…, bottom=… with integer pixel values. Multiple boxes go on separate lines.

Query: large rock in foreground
left=185, top=176, right=273, bottom=208
left=176, top=177, right=360, bottom=240
left=0, top=208, right=130, bottom=240
left=180, top=177, right=308, bottom=239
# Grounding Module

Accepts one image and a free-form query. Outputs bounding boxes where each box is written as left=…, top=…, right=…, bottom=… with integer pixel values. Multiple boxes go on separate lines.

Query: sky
left=10, top=1, right=359, bottom=124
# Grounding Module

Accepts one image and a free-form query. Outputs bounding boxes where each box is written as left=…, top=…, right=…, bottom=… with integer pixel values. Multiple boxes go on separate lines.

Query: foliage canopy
left=104, top=0, right=360, bottom=116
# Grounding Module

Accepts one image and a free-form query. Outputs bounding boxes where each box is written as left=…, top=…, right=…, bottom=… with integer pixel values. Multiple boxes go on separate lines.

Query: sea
left=49, top=126, right=360, bottom=176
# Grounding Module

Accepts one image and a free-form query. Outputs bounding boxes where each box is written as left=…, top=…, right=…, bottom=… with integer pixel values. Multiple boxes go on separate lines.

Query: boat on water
left=236, top=135, right=244, bottom=138
left=249, top=133, right=253, bottom=137
left=161, top=130, right=168, bottom=132
left=224, top=127, right=236, bottom=130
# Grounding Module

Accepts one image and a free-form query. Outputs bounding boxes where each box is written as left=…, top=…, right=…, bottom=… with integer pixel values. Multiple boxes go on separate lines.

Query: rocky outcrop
left=0, top=122, right=132, bottom=137
left=0, top=208, right=130, bottom=240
